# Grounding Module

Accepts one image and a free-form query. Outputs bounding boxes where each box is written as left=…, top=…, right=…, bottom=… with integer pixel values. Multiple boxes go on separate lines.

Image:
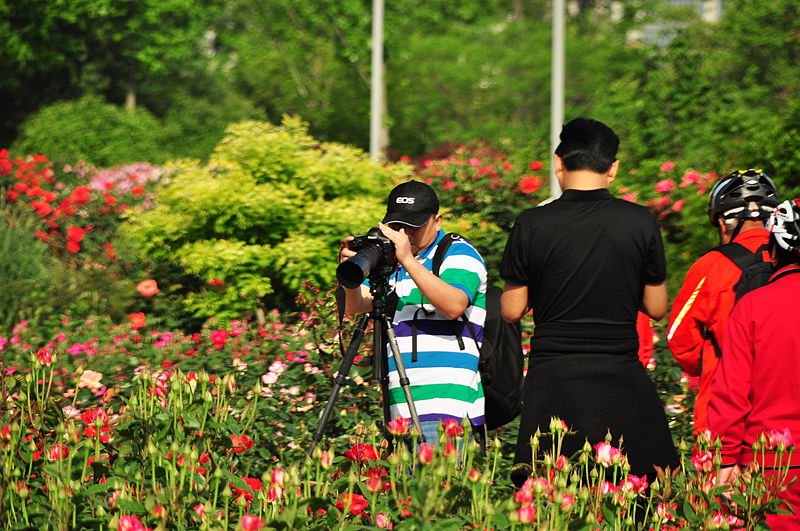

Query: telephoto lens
left=337, top=246, right=382, bottom=289
left=336, top=227, right=396, bottom=288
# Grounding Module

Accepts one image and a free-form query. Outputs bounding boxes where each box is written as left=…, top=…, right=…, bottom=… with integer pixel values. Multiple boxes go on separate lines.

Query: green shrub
left=12, top=95, right=169, bottom=167
left=121, top=116, right=408, bottom=323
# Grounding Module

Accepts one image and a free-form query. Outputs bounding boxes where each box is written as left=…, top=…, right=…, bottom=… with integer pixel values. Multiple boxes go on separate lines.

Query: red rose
left=36, top=348, right=52, bottom=365
left=344, top=443, right=378, bottom=462
left=230, top=434, right=254, bottom=453
left=48, top=444, right=69, bottom=461
left=66, top=225, right=86, bottom=242
left=31, top=201, right=52, bottom=216
left=441, top=419, right=464, bottom=438
left=517, top=176, right=542, bottom=195
left=335, top=493, right=369, bottom=516
left=129, top=312, right=146, bottom=330
left=69, top=186, right=91, bottom=204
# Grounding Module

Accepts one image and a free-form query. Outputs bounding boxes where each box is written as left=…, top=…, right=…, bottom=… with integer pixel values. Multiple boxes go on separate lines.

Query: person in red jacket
left=667, top=169, right=780, bottom=435
left=636, top=312, right=655, bottom=368
left=709, top=199, right=800, bottom=530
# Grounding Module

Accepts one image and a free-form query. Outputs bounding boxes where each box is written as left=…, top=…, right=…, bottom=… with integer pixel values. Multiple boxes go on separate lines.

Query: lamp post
left=550, top=0, right=565, bottom=199
left=369, top=0, right=385, bottom=163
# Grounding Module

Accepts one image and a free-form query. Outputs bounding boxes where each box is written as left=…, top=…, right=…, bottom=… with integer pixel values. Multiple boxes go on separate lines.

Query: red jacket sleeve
left=667, top=256, right=715, bottom=376
left=708, top=300, right=754, bottom=465
left=636, top=312, right=654, bottom=367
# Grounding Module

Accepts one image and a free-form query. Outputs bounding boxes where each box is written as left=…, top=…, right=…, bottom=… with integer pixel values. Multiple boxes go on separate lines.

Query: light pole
left=550, top=0, right=565, bottom=199
left=369, top=0, right=385, bottom=163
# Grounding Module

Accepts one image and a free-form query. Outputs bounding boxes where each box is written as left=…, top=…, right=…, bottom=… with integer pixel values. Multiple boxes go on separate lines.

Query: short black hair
left=554, top=117, right=619, bottom=173
left=770, top=235, right=800, bottom=269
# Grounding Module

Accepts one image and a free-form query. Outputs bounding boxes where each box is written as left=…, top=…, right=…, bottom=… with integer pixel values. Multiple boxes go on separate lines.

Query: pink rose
left=240, top=515, right=264, bottom=531
left=516, top=504, right=536, bottom=524
left=136, top=279, right=159, bottom=296
left=387, top=416, right=410, bottom=436
left=594, top=441, right=622, bottom=467
left=655, top=179, right=675, bottom=194
left=418, top=443, right=434, bottom=464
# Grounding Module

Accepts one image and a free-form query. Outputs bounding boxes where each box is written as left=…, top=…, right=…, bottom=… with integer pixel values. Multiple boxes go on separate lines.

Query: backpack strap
left=431, top=233, right=462, bottom=275
left=412, top=233, right=474, bottom=359
left=433, top=233, right=483, bottom=354
left=711, top=242, right=761, bottom=271
left=703, top=243, right=756, bottom=358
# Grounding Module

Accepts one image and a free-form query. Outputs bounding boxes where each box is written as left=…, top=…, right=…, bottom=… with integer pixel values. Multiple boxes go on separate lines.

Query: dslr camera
left=337, top=227, right=397, bottom=289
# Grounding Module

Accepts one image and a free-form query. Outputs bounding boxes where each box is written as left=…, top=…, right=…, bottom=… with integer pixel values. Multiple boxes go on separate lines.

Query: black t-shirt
left=500, top=188, right=666, bottom=354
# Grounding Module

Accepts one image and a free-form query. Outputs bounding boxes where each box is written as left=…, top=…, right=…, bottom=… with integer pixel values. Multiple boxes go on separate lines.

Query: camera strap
left=411, top=306, right=437, bottom=363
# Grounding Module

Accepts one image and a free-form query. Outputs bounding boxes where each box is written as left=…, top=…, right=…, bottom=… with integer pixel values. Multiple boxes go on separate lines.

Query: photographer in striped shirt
left=341, top=180, right=488, bottom=447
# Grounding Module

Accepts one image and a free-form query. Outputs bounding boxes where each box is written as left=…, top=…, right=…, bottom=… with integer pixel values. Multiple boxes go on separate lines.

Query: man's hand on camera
left=377, top=223, right=413, bottom=265
left=339, top=236, right=357, bottom=264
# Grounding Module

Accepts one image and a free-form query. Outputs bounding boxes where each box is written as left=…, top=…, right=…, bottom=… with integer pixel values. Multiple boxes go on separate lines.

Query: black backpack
left=701, top=242, right=771, bottom=358
left=431, top=233, right=524, bottom=431
left=712, top=242, right=772, bottom=302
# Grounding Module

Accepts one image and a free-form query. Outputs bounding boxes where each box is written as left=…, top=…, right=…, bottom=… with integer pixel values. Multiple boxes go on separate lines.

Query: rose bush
left=0, top=296, right=793, bottom=529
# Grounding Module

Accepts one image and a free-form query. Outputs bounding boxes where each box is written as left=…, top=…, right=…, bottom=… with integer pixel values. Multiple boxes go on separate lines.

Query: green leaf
left=82, top=482, right=113, bottom=496
left=115, top=498, right=146, bottom=513
left=682, top=499, right=697, bottom=521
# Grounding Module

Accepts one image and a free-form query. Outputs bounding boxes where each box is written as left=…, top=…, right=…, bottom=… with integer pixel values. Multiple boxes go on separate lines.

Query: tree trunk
left=125, top=75, right=137, bottom=112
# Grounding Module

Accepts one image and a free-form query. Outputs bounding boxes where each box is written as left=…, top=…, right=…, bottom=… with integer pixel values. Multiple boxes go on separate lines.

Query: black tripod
left=307, top=280, right=425, bottom=459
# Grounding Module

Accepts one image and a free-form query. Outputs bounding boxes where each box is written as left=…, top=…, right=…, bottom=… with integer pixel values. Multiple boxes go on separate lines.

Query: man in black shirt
left=500, top=117, right=679, bottom=487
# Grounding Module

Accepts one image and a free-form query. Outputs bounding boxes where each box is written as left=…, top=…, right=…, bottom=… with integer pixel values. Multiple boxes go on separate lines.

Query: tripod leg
left=306, top=313, right=370, bottom=459
left=382, top=316, right=426, bottom=443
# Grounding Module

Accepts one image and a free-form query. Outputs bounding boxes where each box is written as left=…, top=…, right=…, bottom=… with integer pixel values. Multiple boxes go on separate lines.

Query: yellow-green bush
left=121, top=116, right=408, bottom=322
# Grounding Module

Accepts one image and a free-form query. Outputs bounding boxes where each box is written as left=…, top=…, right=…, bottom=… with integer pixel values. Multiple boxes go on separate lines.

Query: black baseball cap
left=381, top=180, right=440, bottom=227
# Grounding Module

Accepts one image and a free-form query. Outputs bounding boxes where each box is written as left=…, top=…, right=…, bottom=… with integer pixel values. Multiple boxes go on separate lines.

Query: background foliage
left=1, top=0, right=799, bottom=195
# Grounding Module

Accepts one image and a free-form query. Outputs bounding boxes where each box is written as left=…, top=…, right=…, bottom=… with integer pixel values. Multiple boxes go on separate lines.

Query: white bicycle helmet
left=766, top=199, right=800, bottom=253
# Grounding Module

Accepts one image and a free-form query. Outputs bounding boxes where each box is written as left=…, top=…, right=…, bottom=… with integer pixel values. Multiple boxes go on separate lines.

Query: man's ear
left=433, top=213, right=443, bottom=229
left=717, top=217, right=733, bottom=244
left=607, top=159, right=620, bottom=185
left=553, top=154, right=566, bottom=187
left=553, top=154, right=565, bottom=174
